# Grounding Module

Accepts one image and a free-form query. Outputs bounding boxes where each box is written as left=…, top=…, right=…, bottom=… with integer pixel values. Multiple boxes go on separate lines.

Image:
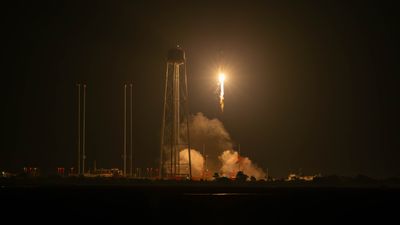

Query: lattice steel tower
left=160, top=46, right=192, bottom=179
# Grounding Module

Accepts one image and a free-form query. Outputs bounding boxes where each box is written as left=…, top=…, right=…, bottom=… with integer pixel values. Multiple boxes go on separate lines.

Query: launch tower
left=159, top=46, right=192, bottom=179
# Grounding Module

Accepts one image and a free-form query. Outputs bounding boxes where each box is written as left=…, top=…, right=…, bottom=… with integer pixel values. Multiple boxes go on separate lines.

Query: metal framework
left=160, top=47, right=192, bottom=179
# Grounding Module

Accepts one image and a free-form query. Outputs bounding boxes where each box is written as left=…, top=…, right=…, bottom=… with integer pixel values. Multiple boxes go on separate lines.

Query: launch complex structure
left=159, top=46, right=192, bottom=179
left=75, top=47, right=192, bottom=179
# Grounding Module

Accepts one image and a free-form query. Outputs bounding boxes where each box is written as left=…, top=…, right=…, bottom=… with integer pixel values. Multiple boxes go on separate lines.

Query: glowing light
left=218, top=73, right=225, bottom=83
left=218, top=73, right=225, bottom=112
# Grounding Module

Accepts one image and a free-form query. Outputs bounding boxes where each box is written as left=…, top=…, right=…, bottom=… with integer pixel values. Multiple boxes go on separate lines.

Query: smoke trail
left=219, top=150, right=266, bottom=180
left=179, top=149, right=204, bottom=178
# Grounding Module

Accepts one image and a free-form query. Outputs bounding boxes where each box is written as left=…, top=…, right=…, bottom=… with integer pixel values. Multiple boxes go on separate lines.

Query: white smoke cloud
left=219, top=150, right=240, bottom=178
left=183, top=112, right=233, bottom=155
left=219, top=150, right=266, bottom=180
left=180, top=112, right=266, bottom=180
left=180, top=112, right=233, bottom=173
left=179, top=148, right=204, bottom=178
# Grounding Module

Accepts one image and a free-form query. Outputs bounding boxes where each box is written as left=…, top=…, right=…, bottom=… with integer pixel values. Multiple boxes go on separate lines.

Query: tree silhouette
left=213, top=172, right=220, bottom=180
left=236, top=171, right=248, bottom=182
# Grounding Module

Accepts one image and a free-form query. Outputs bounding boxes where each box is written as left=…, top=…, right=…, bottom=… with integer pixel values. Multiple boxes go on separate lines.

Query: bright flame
left=218, top=73, right=225, bottom=83
left=218, top=73, right=225, bottom=112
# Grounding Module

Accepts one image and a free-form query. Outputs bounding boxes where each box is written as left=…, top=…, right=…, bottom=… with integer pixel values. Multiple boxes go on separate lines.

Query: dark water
left=1, top=185, right=398, bottom=224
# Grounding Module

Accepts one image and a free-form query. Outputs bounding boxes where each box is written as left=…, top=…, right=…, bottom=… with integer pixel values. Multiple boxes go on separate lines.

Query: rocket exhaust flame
left=218, top=73, right=225, bottom=112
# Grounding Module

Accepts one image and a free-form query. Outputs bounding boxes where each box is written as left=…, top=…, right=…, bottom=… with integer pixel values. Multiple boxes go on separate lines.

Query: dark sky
left=3, top=1, right=399, bottom=178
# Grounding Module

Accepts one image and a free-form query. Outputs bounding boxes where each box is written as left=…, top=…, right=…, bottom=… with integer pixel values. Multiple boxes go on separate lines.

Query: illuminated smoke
left=219, top=150, right=239, bottom=178
left=180, top=113, right=266, bottom=180
left=218, top=73, right=225, bottom=112
left=181, top=112, right=232, bottom=173
left=219, top=150, right=266, bottom=180
left=179, top=148, right=204, bottom=178
left=182, top=112, right=233, bottom=154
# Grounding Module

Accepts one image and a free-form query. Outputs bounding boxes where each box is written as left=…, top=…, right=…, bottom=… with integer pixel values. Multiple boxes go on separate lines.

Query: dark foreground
left=1, top=183, right=399, bottom=224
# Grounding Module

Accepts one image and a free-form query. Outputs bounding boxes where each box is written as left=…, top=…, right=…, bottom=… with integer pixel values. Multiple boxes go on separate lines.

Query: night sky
left=3, top=1, right=399, bottom=178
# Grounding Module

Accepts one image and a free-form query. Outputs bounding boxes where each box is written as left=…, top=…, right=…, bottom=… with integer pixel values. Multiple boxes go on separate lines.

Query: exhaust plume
left=179, top=148, right=204, bottom=178
left=219, top=150, right=266, bottom=180
left=181, top=112, right=232, bottom=172
left=218, top=72, right=225, bottom=112
left=180, top=113, right=266, bottom=180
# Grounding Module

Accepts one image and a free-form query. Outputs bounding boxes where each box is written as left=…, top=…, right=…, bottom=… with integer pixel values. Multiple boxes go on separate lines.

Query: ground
left=1, top=180, right=399, bottom=224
